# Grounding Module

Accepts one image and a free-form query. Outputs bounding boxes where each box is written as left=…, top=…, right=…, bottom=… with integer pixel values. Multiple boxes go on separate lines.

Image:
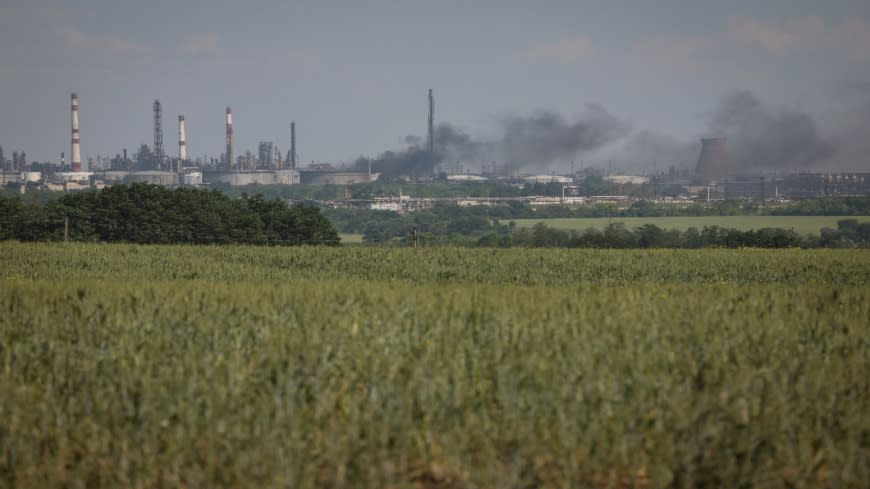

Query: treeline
left=482, top=219, right=870, bottom=249
left=0, top=184, right=339, bottom=246
left=323, top=204, right=506, bottom=244
left=322, top=201, right=870, bottom=247
left=500, top=196, right=870, bottom=219
left=214, top=177, right=564, bottom=201
left=323, top=204, right=870, bottom=248
left=323, top=197, right=870, bottom=239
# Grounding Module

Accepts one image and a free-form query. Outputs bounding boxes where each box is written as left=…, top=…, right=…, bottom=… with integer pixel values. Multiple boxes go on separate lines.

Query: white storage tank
left=125, top=171, right=178, bottom=186
left=182, top=171, right=203, bottom=186
left=20, top=171, right=42, bottom=183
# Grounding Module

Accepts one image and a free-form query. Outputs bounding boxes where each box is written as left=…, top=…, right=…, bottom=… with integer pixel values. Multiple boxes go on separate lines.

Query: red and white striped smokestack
left=71, top=93, right=82, bottom=171
left=225, top=107, right=233, bottom=168
left=178, top=115, right=187, bottom=161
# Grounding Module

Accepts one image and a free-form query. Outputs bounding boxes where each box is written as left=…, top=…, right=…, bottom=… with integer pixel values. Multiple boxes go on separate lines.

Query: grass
left=3, top=243, right=870, bottom=286
left=339, top=232, right=365, bottom=244
left=512, top=215, right=870, bottom=235
left=1, top=243, right=869, bottom=488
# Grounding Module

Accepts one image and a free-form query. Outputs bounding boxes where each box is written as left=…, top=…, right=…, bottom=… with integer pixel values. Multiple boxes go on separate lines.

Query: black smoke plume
left=817, top=81, right=870, bottom=171
left=709, top=90, right=836, bottom=172
left=607, top=130, right=697, bottom=172
left=352, top=146, right=438, bottom=178
left=355, top=105, right=629, bottom=177
left=497, top=105, right=629, bottom=171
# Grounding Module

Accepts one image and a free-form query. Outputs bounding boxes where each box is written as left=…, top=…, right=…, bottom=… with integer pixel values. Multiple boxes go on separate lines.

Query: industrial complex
left=0, top=92, right=378, bottom=191
left=0, top=91, right=868, bottom=204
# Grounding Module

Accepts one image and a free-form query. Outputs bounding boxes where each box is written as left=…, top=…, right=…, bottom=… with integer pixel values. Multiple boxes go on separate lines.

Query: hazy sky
left=2, top=0, right=870, bottom=171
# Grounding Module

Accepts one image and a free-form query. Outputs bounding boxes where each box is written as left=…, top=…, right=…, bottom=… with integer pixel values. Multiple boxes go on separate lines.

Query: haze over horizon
left=2, top=0, right=870, bottom=173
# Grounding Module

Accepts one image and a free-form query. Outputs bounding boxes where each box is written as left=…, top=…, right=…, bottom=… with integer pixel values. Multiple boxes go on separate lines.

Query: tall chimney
left=427, top=89, right=434, bottom=155
left=71, top=93, right=82, bottom=171
left=290, top=121, right=296, bottom=169
left=226, top=107, right=233, bottom=169
left=178, top=115, right=187, bottom=161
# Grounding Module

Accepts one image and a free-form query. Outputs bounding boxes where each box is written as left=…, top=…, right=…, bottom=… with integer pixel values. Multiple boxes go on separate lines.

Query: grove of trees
left=0, top=184, right=339, bottom=246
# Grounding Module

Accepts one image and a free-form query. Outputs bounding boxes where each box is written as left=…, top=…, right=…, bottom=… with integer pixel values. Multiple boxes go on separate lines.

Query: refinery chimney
left=226, top=107, right=234, bottom=169
left=290, top=121, right=296, bottom=169
left=427, top=89, right=434, bottom=155
left=71, top=93, right=82, bottom=171
left=178, top=115, right=187, bottom=162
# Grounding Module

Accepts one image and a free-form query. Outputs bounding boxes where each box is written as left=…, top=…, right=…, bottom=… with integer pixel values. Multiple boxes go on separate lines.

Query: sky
left=1, top=0, right=870, bottom=173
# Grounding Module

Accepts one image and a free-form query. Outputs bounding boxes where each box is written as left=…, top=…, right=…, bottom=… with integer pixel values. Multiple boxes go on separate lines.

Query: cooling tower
left=695, top=138, right=730, bottom=183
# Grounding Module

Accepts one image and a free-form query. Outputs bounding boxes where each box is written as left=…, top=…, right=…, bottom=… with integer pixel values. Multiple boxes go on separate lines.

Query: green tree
left=0, top=194, right=23, bottom=240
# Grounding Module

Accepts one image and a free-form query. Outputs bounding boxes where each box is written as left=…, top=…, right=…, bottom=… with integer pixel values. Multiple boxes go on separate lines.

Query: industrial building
left=781, top=172, right=870, bottom=198
left=523, top=175, right=574, bottom=184
left=204, top=170, right=300, bottom=186
left=0, top=171, right=21, bottom=186
left=300, top=170, right=377, bottom=185
left=605, top=175, right=650, bottom=185
left=446, top=174, right=489, bottom=182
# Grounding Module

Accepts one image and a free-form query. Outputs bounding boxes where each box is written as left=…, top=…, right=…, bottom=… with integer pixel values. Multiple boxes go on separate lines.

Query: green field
left=339, top=232, right=365, bottom=244
left=2, top=243, right=869, bottom=488
left=513, top=215, right=870, bottom=235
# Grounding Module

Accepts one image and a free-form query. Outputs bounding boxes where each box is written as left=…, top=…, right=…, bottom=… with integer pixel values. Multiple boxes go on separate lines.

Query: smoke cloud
left=817, top=81, right=870, bottom=171
left=357, top=105, right=629, bottom=177
left=708, top=90, right=836, bottom=171
left=496, top=105, right=630, bottom=171
left=357, top=90, right=856, bottom=178
left=352, top=146, right=438, bottom=178
left=606, top=130, right=697, bottom=172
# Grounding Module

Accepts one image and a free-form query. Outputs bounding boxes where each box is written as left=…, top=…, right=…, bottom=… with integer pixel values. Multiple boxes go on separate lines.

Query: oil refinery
left=0, top=90, right=868, bottom=202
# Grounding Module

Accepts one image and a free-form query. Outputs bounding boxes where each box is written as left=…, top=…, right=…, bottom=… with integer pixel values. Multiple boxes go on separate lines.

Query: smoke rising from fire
left=356, top=90, right=859, bottom=178
left=496, top=105, right=630, bottom=171
left=708, top=90, right=836, bottom=172
left=356, top=105, right=629, bottom=177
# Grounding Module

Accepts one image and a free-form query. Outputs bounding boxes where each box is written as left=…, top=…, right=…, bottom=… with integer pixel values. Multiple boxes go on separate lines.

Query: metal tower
left=258, top=141, right=274, bottom=169
left=153, top=100, right=165, bottom=169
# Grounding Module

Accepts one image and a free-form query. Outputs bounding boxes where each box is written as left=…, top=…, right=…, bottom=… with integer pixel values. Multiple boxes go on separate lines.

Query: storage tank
left=182, top=171, right=203, bottom=186
left=125, top=171, right=178, bottom=186
left=20, top=171, right=41, bottom=183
